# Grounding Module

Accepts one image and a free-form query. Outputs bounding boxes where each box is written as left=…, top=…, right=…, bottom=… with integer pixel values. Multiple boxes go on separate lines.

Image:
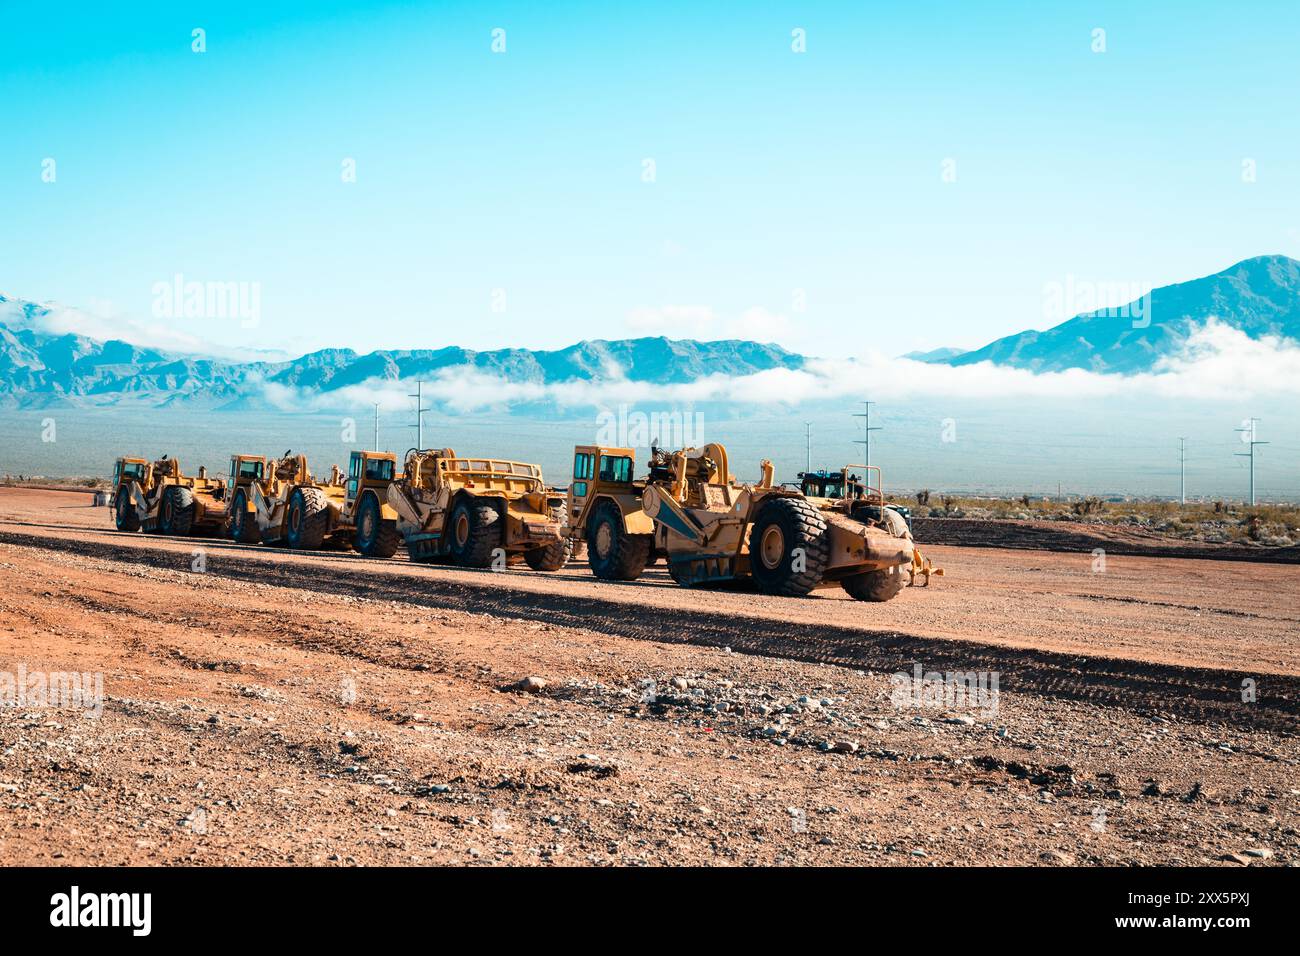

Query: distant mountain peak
left=902, top=346, right=968, bottom=363
left=945, top=254, right=1300, bottom=374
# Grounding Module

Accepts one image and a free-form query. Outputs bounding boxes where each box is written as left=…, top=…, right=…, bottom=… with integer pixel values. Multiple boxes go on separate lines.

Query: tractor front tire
left=448, top=498, right=500, bottom=567
left=229, top=489, right=260, bottom=543
left=841, top=565, right=907, bottom=602
left=586, top=500, right=651, bottom=581
left=355, top=492, right=400, bottom=558
left=286, top=486, right=330, bottom=550
left=746, top=497, right=829, bottom=596
left=160, top=486, right=196, bottom=536
left=113, top=490, right=141, bottom=532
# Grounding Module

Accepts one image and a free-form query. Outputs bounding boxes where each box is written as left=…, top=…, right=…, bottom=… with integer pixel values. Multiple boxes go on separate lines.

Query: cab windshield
left=804, top=477, right=843, bottom=498
left=599, top=455, right=632, bottom=483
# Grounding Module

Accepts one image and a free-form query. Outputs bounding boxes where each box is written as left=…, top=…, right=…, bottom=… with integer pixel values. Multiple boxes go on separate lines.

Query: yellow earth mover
left=226, top=450, right=401, bottom=555
left=570, top=443, right=940, bottom=600
left=565, top=445, right=661, bottom=580
left=110, top=455, right=229, bottom=536
left=386, top=448, right=569, bottom=570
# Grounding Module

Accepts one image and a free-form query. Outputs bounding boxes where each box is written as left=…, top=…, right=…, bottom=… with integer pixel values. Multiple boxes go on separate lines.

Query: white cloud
left=0, top=295, right=289, bottom=363
left=259, top=318, right=1300, bottom=413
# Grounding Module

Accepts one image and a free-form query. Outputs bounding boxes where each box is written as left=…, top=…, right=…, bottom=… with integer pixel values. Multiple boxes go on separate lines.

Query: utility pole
left=409, top=381, right=430, bottom=450
left=852, top=401, right=881, bottom=467
left=804, top=422, right=812, bottom=473
left=1178, top=437, right=1187, bottom=505
left=1234, top=418, right=1268, bottom=506
left=373, top=403, right=381, bottom=452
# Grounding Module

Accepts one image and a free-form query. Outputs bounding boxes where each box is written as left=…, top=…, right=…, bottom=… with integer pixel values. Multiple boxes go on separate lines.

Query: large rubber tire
left=113, top=490, right=141, bottom=532
left=354, top=492, right=400, bottom=558
left=586, top=500, right=651, bottom=581
left=228, top=488, right=260, bottom=543
left=841, top=565, right=907, bottom=602
left=448, top=498, right=499, bottom=567
left=523, top=502, right=570, bottom=572
left=160, top=486, right=196, bottom=536
left=286, top=486, right=330, bottom=550
left=746, top=497, right=829, bottom=596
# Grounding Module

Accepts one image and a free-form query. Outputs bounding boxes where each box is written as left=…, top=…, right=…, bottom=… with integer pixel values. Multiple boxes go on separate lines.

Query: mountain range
left=0, top=297, right=804, bottom=409
left=924, top=254, right=1300, bottom=373
left=2, top=255, right=1298, bottom=409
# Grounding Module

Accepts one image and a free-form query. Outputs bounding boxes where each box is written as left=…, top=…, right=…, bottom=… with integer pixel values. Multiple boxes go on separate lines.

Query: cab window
left=364, top=458, right=394, bottom=482
left=349, top=454, right=362, bottom=479
left=573, top=452, right=594, bottom=480
left=236, top=460, right=263, bottom=480
left=121, top=462, right=144, bottom=481
left=599, top=455, right=632, bottom=483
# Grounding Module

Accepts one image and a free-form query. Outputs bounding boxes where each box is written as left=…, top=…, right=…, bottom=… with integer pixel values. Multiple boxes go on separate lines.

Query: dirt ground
left=0, top=487, right=1296, bottom=866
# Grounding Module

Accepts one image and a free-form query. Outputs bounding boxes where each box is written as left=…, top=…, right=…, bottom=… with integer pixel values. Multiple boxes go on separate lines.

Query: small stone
left=944, top=716, right=976, bottom=726
left=515, top=676, right=547, bottom=693
left=670, top=677, right=689, bottom=691
left=1243, top=847, right=1273, bottom=859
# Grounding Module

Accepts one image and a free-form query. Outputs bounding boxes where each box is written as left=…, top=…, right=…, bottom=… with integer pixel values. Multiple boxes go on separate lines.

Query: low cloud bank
left=1, top=297, right=289, bottom=363
left=261, top=319, right=1300, bottom=414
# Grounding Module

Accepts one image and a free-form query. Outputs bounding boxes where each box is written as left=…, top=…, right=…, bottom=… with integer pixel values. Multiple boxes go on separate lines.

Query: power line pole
left=804, top=422, right=812, bottom=473
left=409, top=381, right=430, bottom=449
left=1234, top=418, right=1268, bottom=506
left=1178, top=437, right=1187, bottom=505
left=852, top=401, right=881, bottom=467
left=373, top=403, right=381, bottom=452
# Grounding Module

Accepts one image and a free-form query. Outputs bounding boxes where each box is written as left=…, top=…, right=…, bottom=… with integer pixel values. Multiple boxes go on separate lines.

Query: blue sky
left=2, top=0, right=1298, bottom=360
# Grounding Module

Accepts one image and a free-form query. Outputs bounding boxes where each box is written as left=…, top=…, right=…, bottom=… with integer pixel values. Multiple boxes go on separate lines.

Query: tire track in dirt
left=2, top=527, right=1296, bottom=734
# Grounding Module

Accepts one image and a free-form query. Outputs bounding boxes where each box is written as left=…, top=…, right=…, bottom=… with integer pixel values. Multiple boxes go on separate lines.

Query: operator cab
left=347, top=451, right=397, bottom=504
left=570, top=445, right=635, bottom=524
left=797, top=469, right=859, bottom=500
left=114, top=459, right=147, bottom=486
left=229, top=456, right=265, bottom=482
